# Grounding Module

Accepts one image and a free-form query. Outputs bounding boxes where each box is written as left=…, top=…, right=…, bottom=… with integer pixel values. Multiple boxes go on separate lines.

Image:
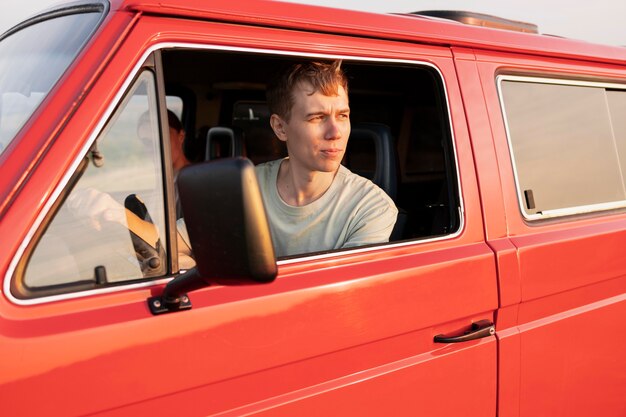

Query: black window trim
left=0, top=0, right=109, bottom=41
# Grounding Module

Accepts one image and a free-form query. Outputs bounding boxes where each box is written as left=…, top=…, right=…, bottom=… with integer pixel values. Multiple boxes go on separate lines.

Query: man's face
left=273, top=81, right=350, bottom=174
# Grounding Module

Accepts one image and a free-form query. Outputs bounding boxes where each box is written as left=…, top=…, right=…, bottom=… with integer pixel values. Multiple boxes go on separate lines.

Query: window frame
left=6, top=42, right=465, bottom=305
left=497, top=74, right=626, bottom=221
left=155, top=43, right=464, bottom=265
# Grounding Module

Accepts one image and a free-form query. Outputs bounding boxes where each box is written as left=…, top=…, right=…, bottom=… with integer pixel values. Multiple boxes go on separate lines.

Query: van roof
left=91, top=0, right=626, bottom=65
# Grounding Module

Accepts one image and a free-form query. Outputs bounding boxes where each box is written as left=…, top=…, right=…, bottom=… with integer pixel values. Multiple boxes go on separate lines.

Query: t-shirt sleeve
left=342, top=191, right=398, bottom=248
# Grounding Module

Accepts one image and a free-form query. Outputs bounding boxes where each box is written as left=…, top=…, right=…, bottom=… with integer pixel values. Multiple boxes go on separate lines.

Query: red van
left=0, top=1, right=624, bottom=415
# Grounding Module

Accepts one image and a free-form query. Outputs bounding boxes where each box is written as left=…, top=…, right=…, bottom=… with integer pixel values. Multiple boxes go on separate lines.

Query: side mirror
left=149, top=157, right=277, bottom=315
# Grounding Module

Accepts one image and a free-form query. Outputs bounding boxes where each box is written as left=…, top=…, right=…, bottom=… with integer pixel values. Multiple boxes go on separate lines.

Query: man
left=256, top=60, right=398, bottom=257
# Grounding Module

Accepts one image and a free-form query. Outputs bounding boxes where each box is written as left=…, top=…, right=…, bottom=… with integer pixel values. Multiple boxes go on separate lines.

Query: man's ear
left=270, top=114, right=288, bottom=142
left=172, top=129, right=183, bottom=144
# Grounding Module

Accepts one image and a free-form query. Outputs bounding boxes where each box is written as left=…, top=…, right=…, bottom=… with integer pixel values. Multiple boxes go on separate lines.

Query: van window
left=162, top=50, right=461, bottom=254
left=499, top=77, right=626, bottom=219
left=18, top=70, right=167, bottom=298
left=0, top=10, right=103, bottom=156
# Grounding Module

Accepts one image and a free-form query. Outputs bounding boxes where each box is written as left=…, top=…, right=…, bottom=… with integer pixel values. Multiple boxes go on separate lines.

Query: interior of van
left=162, top=49, right=461, bottom=245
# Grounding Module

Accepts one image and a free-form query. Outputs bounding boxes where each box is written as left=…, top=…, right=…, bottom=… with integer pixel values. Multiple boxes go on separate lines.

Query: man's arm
left=342, top=193, right=398, bottom=249
left=176, top=218, right=196, bottom=269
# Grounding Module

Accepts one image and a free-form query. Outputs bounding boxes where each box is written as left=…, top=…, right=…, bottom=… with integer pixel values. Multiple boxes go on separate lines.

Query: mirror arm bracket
left=148, top=293, right=192, bottom=315
left=147, top=268, right=205, bottom=315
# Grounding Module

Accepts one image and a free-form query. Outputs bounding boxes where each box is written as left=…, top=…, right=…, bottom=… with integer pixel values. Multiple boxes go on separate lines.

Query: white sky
left=1, top=0, right=624, bottom=47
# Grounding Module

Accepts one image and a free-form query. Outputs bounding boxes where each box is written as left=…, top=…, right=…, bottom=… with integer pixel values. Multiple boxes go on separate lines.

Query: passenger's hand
left=67, top=187, right=126, bottom=231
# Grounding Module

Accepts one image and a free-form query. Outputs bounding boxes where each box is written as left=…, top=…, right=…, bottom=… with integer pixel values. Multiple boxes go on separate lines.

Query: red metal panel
left=453, top=47, right=522, bottom=417
left=476, top=50, right=626, bottom=417
left=1, top=246, right=498, bottom=416
left=518, top=293, right=626, bottom=416
left=113, top=0, right=626, bottom=65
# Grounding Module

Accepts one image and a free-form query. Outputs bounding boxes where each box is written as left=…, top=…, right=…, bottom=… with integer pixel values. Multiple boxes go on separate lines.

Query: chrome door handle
left=434, top=319, right=495, bottom=343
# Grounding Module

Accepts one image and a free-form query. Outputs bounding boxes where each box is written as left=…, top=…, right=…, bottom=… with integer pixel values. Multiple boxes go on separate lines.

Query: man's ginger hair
left=266, top=60, right=348, bottom=121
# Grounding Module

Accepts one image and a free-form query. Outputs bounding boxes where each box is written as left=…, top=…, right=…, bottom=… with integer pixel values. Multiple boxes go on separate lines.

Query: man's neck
left=276, top=159, right=337, bottom=206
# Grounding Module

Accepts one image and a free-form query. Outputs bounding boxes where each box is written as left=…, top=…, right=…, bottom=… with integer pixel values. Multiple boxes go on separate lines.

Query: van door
left=1, top=17, right=499, bottom=416
left=469, top=49, right=626, bottom=417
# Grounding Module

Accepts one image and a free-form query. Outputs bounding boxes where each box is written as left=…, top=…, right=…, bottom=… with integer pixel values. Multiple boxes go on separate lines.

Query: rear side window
left=499, top=76, right=626, bottom=219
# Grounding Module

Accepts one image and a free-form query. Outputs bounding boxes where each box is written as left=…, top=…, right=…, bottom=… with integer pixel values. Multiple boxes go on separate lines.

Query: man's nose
left=324, top=118, right=343, bottom=140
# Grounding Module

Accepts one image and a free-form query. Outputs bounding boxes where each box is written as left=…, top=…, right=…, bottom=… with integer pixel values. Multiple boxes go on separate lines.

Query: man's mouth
left=321, top=148, right=343, bottom=156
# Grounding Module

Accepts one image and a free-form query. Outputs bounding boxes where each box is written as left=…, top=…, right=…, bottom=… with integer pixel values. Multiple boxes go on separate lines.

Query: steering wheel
left=124, top=193, right=165, bottom=275
left=128, top=229, right=164, bottom=273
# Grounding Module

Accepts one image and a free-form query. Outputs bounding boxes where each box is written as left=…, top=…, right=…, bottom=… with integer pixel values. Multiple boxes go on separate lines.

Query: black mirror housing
left=149, top=157, right=277, bottom=314
left=178, top=157, right=277, bottom=284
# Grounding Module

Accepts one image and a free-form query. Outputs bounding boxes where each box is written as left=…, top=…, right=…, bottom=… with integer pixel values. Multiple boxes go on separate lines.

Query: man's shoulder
left=336, top=165, right=381, bottom=192
left=255, top=158, right=282, bottom=170
left=255, top=158, right=282, bottom=179
left=336, top=165, right=397, bottom=208
left=336, top=164, right=366, bottom=183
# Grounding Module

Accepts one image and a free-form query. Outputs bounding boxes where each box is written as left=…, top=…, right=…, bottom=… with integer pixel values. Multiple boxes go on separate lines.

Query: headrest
left=347, top=122, right=397, bottom=200
left=205, top=126, right=244, bottom=160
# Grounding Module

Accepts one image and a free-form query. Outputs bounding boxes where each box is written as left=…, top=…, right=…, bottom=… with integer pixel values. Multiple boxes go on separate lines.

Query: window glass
left=500, top=79, right=626, bottom=217
left=607, top=90, right=626, bottom=187
left=23, top=71, right=167, bottom=292
left=0, top=11, right=102, bottom=155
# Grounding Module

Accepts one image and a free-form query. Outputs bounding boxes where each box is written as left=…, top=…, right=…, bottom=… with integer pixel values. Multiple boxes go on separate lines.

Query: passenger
left=68, top=109, right=196, bottom=269
left=137, top=109, right=195, bottom=268
left=137, top=109, right=189, bottom=219
left=256, top=60, right=398, bottom=257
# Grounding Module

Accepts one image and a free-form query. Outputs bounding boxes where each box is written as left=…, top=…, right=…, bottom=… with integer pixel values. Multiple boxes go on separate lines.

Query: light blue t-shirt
left=255, top=158, right=398, bottom=258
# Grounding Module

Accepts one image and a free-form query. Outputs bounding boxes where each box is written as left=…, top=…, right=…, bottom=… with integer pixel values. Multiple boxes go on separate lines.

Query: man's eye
left=338, top=113, right=349, bottom=120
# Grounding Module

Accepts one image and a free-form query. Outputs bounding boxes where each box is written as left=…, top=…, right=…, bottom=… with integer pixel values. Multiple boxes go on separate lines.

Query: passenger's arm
left=176, top=218, right=196, bottom=269
left=68, top=187, right=197, bottom=269
left=67, top=187, right=160, bottom=247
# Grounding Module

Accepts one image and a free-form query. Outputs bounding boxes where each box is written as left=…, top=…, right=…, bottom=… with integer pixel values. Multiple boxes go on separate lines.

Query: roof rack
left=412, top=10, right=539, bottom=34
